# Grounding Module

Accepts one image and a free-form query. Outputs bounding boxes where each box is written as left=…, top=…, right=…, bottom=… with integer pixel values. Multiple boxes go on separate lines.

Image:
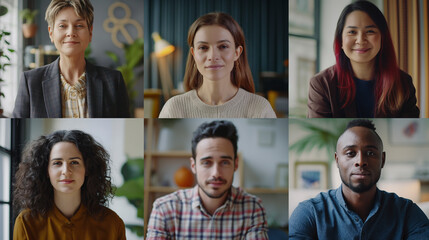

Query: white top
left=159, top=88, right=277, bottom=118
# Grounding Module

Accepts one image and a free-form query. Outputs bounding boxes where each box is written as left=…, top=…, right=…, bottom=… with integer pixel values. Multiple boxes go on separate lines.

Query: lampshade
left=152, top=32, right=175, bottom=57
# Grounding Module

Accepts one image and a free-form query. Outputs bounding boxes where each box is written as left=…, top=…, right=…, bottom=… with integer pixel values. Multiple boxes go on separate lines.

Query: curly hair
left=13, top=130, right=114, bottom=218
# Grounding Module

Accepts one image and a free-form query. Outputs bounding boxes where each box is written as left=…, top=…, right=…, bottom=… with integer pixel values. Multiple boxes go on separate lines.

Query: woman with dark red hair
left=307, top=0, right=419, bottom=118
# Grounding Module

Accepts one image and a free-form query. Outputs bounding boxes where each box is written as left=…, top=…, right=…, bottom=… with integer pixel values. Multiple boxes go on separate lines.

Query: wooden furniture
left=144, top=119, right=288, bottom=236
left=26, top=45, right=59, bottom=69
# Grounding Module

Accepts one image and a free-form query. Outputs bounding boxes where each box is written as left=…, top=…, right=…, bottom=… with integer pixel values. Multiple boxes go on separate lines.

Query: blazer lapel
left=86, top=61, right=103, bottom=117
left=42, top=58, right=62, bottom=118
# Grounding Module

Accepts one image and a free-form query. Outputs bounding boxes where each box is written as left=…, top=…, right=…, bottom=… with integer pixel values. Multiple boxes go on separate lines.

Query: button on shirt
left=60, top=72, right=89, bottom=118
left=146, top=185, right=269, bottom=239
left=289, top=186, right=429, bottom=240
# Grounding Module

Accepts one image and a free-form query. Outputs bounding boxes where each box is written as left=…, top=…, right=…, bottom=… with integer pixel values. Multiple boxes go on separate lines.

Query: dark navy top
left=289, top=186, right=429, bottom=240
left=354, top=77, right=375, bottom=117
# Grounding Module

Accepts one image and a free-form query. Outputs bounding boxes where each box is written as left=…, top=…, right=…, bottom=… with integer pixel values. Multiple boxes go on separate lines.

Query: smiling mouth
left=205, top=65, right=224, bottom=69
left=59, top=180, right=74, bottom=184
left=353, top=48, right=370, bottom=53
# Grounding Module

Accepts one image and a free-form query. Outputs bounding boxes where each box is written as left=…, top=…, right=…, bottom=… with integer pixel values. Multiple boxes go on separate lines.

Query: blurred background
left=143, top=0, right=288, bottom=118
left=144, top=118, right=288, bottom=238
left=0, top=0, right=144, bottom=117
left=289, top=0, right=429, bottom=117
left=289, top=118, right=429, bottom=220
left=0, top=119, right=144, bottom=240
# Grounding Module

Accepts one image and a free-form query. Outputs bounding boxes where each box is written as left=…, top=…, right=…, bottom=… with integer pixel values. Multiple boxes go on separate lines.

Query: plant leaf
left=105, top=51, right=119, bottom=65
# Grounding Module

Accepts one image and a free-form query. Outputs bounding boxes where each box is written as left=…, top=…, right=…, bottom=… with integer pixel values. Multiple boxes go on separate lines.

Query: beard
left=340, top=171, right=380, bottom=193
left=196, top=175, right=231, bottom=199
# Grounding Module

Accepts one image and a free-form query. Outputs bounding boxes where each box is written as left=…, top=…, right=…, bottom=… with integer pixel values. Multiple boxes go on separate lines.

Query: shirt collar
left=60, top=72, right=87, bottom=91
left=336, top=185, right=382, bottom=217
left=52, top=204, right=87, bottom=224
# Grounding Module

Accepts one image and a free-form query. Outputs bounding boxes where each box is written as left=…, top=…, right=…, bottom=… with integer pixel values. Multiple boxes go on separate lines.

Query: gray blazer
left=12, top=58, right=130, bottom=118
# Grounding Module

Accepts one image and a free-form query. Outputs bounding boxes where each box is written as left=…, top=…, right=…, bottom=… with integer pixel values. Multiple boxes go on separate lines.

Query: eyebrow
left=199, top=155, right=233, bottom=161
left=342, top=145, right=379, bottom=150
left=196, top=40, right=231, bottom=44
left=50, top=157, right=82, bottom=161
left=57, top=19, right=86, bottom=23
left=346, top=25, right=377, bottom=29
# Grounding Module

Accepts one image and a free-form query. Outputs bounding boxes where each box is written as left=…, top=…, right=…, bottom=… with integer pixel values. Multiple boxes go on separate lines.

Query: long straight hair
left=183, top=12, right=255, bottom=93
left=333, top=1, right=408, bottom=116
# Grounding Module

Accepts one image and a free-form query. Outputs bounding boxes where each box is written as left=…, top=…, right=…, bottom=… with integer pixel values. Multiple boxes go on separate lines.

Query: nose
left=61, top=163, right=71, bottom=175
left=355, top=32, right=367, bottom=45
left=207, top=47, right=219, bottom=61
left=354, top=152, right=368, bottom=168
left=66, top=26, right=76, bottom=37
left=211, top=162, right=222, bottom=178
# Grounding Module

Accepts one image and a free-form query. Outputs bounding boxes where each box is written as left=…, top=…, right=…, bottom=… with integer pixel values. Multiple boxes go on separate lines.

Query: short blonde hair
left=45, top=0, right=94, bottom=29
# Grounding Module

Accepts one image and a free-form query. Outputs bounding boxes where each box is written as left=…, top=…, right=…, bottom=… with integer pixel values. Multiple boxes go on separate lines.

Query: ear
left=190, top=47, right=195, bottom=57
left=234, top=46, right=243, bottom=61
left=48, top=26, right=53, bottom=43
left=89, top=25, right=93, bottom=42
left=190, top=157, right=196, bottom=174
left=335, top=152, right=339, bottom=168
left=234, top=156, right=238, bottom=172
left=381, top=152, right=386, bottom=168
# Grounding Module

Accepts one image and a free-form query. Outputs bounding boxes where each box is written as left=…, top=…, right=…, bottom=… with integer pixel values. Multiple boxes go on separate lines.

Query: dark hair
left=184, top=12, right=255, bottom=93
left=334, top=0, right=408, bottom=116
left=191, top=120, right=238, bottom=160
left=14, top=130, right=113, bottom=217
left=344, top=119, right=382, bottom=145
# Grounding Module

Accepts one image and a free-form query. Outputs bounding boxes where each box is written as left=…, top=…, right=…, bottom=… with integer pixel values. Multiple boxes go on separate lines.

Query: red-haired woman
left=159, top=12, right=276, bottom=118
left=308, top=1, right=419, bottom=118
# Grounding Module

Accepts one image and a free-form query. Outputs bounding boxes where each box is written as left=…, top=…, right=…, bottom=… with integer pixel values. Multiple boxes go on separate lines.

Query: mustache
left=205, top=177, right=227, bottom=184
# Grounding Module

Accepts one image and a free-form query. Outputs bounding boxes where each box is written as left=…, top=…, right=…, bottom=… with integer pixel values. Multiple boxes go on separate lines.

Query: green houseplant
left=290, top=119, right=348, bottom=164
left=106, top=38, right=144, bottom=116
left=20, top=9, right=38, bottom=38
left=115, top=157, right=144, bottom=236
left=0, top=5, right=15, bottom=110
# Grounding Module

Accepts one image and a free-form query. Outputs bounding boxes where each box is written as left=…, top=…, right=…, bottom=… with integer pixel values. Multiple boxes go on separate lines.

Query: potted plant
left=115, top=157, right=144, bottom=237
left=106, top=38, right=144, bottom=116
left=20, top=9, right=38, bottom=38
left=0, top=5, right=15, bottom=114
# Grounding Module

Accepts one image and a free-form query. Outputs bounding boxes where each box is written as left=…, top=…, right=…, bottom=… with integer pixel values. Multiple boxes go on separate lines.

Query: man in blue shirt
left=289, top=119, right=429, bottom=239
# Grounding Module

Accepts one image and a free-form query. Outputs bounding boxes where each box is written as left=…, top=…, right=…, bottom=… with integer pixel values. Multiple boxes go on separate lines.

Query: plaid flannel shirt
left=147, top=185, right=269, bottom=240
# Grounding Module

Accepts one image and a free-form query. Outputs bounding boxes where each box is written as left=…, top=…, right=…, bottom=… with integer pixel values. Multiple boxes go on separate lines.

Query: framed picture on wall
left=389, top=119, right=429, bottom=145
left=295, top=161, right=328, bottom=189
left=289, top=0, right=315, bottom=36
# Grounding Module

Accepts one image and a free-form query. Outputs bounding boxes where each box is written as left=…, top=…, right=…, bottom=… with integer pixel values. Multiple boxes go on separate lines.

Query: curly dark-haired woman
left=13, top=130, right=126, bottom=240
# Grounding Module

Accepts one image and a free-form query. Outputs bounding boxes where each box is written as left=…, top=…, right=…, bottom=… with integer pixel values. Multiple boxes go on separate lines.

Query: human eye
left=366, top=151, right=376, bottom=156
left=221, top=160, right=231, bottom=166
left=219, top=44, right=229, bottom=49
left=348, top=30, right=356, bottom=34
left=70, top=160, right=80, bottom=165
left=198, top=45, right=208, bottom=50
left=58, top=24, right=66, bottom=29
left=201, top=160, right=211, bottom=166
left=52, top=161, right=62, bottom=166
left=345, top=150, right=356, bottom=157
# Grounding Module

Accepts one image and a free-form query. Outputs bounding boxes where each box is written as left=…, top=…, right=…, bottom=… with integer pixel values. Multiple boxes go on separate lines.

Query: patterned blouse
left=60, top=72, right=89, bottom=118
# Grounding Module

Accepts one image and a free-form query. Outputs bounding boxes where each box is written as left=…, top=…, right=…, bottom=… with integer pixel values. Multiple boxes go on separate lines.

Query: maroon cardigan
left=307, top=66, right=420, bottom=118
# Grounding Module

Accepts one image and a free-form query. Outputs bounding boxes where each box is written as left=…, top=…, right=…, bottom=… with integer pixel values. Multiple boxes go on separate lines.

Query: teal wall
left=144, top=0, right=288, bottom=91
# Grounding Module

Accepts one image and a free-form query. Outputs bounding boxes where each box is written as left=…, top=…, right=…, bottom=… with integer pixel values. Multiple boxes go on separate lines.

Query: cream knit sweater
left=159, top=88, right=276, bottom=118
